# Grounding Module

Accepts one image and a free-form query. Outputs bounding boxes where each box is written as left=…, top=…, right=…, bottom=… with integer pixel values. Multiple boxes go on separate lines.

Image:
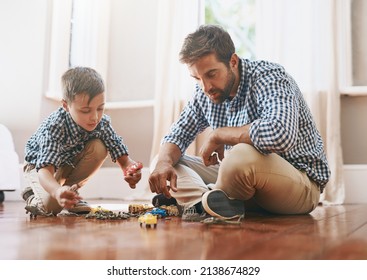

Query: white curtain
left=256, top=0, right=345, bottom=204
left=150, top=0, right=202, bottom=160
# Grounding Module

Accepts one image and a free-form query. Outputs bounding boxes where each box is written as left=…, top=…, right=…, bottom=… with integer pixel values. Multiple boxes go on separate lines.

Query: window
left=339, top=0, right=367, bottom=96
left=340, top=0, right=367, bottom=164
left=45, top=0, right=157, bottom=108
left=205, top=0, right=256, bottom=60
left=350, top=0, right=367, bottom=87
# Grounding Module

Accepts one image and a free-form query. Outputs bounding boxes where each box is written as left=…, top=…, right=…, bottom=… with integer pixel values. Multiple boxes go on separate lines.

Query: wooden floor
left=1, top=200, right=367, bottom=260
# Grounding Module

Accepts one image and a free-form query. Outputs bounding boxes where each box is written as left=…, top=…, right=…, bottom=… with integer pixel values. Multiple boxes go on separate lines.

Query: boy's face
left=63, top=92, right=105, bottom=132
left=188, top=53, right=239, bottom=104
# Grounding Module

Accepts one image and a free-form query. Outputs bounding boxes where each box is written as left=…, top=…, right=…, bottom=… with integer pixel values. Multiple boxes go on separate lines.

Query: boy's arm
left=38, top=165, right=81, bottom=209
left=116, top=155, right=143, bottom=189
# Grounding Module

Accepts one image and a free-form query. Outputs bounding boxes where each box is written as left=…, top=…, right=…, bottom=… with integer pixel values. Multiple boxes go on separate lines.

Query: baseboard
left=78, top=167, right=153, bottom=201
left=344, top=164, right=367, bottom=204
left=4, top=164, right=367, bottom=204
left=3, top=166, right=153, bottom=202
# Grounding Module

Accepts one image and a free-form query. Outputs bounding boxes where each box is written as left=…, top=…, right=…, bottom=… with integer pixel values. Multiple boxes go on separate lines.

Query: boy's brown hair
left=61, top=67, right=104, bottom=104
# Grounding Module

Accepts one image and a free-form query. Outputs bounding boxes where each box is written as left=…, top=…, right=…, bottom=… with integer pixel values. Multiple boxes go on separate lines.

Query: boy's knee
left=84, top=139, right=108, bottom=160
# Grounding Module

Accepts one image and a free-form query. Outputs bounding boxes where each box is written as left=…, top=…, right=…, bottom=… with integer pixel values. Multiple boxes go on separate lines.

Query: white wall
left=107, top=0, right=157, bottom=103
left=0, top=0, right=48, bottom=159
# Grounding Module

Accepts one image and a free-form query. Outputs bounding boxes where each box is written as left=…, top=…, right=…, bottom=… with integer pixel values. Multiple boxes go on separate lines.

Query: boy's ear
left=62, top=99, right=69, bottom=112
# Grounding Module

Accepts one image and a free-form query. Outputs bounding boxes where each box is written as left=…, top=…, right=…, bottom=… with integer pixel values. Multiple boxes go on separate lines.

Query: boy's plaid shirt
left=25, top=107, right=128, bottom=170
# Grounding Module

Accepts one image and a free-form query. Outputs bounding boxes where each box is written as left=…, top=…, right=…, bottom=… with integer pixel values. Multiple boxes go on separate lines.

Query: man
left=148, top=25, right=330, bottom=219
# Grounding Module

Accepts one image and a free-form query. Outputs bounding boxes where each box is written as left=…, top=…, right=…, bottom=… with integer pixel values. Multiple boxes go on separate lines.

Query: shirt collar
left=237, top=58, right=246, bottom=98
left=225, top=58, right=246, bottom=104
left=63, top=109, right=89, bottom=139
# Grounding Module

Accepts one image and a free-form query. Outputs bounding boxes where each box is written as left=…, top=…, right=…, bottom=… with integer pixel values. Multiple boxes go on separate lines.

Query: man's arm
left=149, top=143, right=182, bottom=198
left=200, top=125, right=253, bottom=166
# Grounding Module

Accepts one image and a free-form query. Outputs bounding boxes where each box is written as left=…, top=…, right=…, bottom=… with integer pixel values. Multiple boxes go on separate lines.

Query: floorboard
left=1, top=200, right=367, bottom=260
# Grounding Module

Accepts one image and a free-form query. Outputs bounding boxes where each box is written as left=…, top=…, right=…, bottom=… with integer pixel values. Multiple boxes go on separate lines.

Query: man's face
left=63, top=92, right=105, bottom=132
left=188, top=53, right=238, bottom=104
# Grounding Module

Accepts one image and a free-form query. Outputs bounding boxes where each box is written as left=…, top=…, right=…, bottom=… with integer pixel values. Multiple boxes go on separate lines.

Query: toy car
left=25, top=205, right=54, bottom=219
left=128, top=204, right=152, bottom=214
left=147, top=207, right=167, bottom=218
left=138, top=213, right=157, bottom=228
left=124, top=162, right=143, bottom=176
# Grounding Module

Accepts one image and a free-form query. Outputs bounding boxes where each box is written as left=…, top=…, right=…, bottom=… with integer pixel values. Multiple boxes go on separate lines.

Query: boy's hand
left=123, top=162, right=143, bottom=176
left=123, top=162, right=143, bottom=189
left=54, top=185, right=82, bottom=209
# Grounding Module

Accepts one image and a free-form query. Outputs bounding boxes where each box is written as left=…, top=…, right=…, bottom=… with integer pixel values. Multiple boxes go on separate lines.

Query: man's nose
left=201, top=79, right=212, bottom=93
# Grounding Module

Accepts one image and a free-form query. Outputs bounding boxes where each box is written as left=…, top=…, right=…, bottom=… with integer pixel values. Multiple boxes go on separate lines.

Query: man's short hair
left=179, top=24, right=235, bottom=66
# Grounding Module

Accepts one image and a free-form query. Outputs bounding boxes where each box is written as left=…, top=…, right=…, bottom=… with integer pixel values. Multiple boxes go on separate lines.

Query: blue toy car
left=147, top=207, right=167, bottom=218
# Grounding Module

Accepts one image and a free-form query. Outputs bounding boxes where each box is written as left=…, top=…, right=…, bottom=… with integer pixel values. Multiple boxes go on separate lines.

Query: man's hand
left=148, top=161, right=178, bottom=199
left=200, top=129, right=225, bottom=166
left=200, top=126, right=252, bottom=166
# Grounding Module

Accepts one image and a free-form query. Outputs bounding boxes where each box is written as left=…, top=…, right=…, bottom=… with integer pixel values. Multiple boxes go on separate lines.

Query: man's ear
left=62, top=99, right=69, bottom=112
left=230, top=53, right=239, bottom=69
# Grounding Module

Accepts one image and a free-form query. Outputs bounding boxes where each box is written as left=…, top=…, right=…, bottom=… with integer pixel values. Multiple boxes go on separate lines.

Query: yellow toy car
left=138, top=213, right=157, bottom=228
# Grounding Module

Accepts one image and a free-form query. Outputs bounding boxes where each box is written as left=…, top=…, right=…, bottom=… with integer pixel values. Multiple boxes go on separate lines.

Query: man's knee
left=224, top=143, right=264, bottom=167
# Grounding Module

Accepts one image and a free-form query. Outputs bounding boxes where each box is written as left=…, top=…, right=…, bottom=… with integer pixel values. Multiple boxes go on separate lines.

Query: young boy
left=22, top=67, right=142, bottom=217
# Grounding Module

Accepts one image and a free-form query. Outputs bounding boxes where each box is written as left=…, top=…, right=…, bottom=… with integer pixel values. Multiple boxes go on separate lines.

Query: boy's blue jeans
left=23, top=139, right=107, bottom=214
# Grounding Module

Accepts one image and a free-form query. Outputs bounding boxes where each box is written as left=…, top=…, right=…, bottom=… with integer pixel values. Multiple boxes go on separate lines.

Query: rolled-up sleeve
left=162, top=95, right=209, bottom=154
left=99, top=116, right=129, bottom=161
left=35, top=133, right=63, bottom=169
left=249, top=78, right=299, bottom=154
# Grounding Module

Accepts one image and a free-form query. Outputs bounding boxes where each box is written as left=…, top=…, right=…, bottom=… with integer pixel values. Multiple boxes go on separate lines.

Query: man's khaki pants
left=23, top=139, right=107, bottom=214
left=163, top=143, right=320, bottom=214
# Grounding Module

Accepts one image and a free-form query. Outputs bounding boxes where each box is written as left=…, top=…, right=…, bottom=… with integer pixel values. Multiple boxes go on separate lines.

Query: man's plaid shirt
left=163, top=58, right=330, bottom=190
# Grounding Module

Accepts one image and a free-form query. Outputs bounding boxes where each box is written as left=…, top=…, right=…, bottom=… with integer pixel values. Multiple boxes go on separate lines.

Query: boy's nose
left=90, top=112, right=98, bottom=121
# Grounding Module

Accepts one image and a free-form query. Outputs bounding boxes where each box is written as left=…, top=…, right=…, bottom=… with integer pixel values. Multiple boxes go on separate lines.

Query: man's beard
left=207, top=69, right=236, bottom=104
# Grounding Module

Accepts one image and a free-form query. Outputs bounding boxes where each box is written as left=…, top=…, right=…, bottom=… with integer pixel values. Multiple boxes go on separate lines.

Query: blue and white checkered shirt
left=163, top=58, right=330, bottom=189
left=25, top=107, right=129, bottom=170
